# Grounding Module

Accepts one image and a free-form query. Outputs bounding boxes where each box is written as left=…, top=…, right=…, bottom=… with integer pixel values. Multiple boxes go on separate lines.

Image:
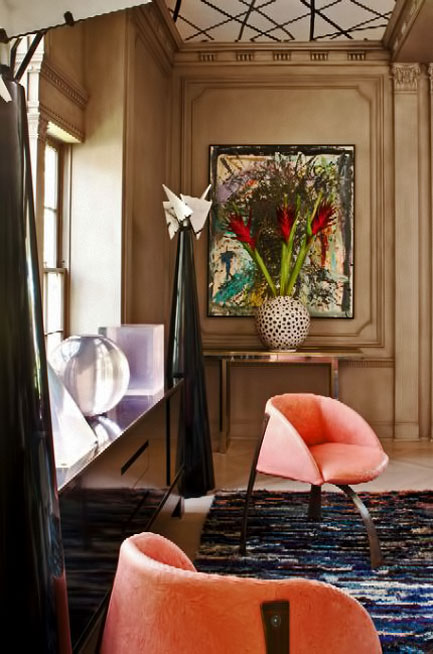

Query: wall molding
left=40, top=57, right=88, bottom=109
left=342, top=358, right=394, bottom=368
left=174, top=68, right=391, bottom=351
left=383, top=0, right=424, bottom=57
left=133, top=0, right=180, bottom=73
left=391, top=62, right=421, bottom=93
left=428, top=63, right=433, bottom=92
left=38, top=103, right=84, bottom=143
left=175, top=42, right=389, bottom=66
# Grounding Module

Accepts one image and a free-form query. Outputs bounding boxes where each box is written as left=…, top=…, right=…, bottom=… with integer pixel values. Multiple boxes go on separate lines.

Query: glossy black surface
left=60, top=486, right=169, bottom=648
left=58, top=385, right=183, bottom=651
left=0, top=68, right=70, bottom=653
left=167, top=227, right=215, bottom=497
left=56, top=385, right=180, bottom=492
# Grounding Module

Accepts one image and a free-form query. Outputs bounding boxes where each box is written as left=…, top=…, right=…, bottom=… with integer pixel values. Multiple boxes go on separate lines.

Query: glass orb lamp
left=49, top=335, right=130, bottom=417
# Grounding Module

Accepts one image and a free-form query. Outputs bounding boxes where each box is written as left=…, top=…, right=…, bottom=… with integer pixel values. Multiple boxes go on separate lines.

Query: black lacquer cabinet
left=57, top=384, right=183, bottom=652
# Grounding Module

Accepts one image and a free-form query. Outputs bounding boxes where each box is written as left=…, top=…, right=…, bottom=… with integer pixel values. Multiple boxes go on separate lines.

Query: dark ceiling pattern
left=165, top=0, right=396, bottom=43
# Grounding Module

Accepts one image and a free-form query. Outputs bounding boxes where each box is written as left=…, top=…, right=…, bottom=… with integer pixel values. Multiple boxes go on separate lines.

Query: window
left=43, top=141, right=69, bottom=357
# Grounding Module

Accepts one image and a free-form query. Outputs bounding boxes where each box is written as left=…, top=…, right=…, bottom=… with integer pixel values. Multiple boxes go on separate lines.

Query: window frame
left=42, top=137, right=71, bottom=354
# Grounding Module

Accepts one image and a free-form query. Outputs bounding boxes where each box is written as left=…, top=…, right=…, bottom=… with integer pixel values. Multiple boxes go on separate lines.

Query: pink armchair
left=240, top=394, right=389, bottom=568
left=100, top=532, right=382, bottom=654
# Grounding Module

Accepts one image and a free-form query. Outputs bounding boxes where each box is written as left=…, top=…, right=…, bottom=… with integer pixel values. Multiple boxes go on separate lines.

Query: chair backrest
left=270, top=393, right=383, bottom=449
left=101, top=532, right=382, bottom=654
left=271, top=393, right=325, bottom=446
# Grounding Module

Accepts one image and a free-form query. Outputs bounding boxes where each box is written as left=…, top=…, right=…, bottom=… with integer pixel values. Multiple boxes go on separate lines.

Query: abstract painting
left=208, top=145, right=354, bottom=318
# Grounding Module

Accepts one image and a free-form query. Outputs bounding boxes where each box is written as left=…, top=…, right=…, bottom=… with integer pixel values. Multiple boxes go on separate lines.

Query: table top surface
left=56, top=381, right=182, bottom=493
left=203, top=348, right=364, bottom=361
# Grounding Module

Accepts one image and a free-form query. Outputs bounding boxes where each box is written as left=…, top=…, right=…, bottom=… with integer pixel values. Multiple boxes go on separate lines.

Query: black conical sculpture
left=167, top=223, right=215, bottom=498
left=0, top=67, right=71, bottom=652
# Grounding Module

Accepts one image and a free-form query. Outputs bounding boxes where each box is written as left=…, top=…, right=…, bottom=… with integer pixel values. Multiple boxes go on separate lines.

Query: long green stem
left=279, top=241, right=288, bottom=296
left=245, top=245, right=277, bottom=296
left=281, top=216, right=298, bottom=295
left=307, top=190, right=324, bottom=237
left=285, top=235, right=313, bottom=297
left=254, top=250, right=277, bottom=296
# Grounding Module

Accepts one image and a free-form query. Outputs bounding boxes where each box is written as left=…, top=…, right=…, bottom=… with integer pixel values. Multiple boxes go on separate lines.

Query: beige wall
left=122, top=7, right=177, bottom=327
left=67, top=13, right=127, bottom=334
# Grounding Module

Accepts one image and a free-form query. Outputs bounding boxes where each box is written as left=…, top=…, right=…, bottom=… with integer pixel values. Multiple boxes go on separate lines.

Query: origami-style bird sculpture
left=162, top=184, right=212, bottom=239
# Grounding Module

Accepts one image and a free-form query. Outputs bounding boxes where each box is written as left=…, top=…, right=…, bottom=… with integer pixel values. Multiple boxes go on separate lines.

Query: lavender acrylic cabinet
left=57, top=382, right=183, bottom=652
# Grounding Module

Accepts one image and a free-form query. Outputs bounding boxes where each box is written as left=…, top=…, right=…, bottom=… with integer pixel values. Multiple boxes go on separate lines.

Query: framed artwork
left=208, top=144, right=354, bottom=318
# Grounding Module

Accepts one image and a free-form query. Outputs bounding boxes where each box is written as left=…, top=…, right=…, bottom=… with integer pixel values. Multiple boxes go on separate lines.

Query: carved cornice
left=383, top=0, right=424, bottom=57
left=133, top=0, right=180, bottom=72
left=428, top=63, right=433, bottom=92
left=310, top=51, right=328, bottom=61
left=40, top=57, right=88, bottom=109
left=175, top=43, right=389, bottom=66
left=348, top=51, right=366, bottom=61
left=391, top=62, right=421, bottom=92
left=39, top=104, right=84, bottom=143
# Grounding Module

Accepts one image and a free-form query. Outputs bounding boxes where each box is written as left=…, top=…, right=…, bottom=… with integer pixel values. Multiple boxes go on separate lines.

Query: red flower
left=311, top=202, right=335, bottom=236
left=227, top=211, right=257, bottom=250
left=276, top=203, right=296, bottom=243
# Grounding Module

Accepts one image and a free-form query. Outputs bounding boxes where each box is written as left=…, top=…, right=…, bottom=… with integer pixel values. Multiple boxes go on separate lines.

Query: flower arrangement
left=227, top=191, right=336, bottom=300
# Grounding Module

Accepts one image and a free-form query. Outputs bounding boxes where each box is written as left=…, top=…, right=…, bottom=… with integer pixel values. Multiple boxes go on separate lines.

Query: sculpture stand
left=167, top=226, right=215, bottom=497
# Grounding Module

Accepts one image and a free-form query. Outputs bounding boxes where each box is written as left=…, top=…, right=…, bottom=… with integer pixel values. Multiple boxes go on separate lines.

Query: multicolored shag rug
left=195, top=490, right=433, bottom=654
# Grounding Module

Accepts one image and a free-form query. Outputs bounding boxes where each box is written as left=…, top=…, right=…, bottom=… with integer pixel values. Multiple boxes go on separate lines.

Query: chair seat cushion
left=309, top=443, right=389, bottom=485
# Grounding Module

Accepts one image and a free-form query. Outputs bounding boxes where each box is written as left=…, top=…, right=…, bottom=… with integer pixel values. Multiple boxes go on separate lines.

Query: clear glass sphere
left=49, top=335, right=130, bottom=417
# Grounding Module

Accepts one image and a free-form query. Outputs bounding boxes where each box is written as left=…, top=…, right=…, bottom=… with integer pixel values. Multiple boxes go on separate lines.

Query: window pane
left=44, top=145, right=58, bottom=210
left=46, top=332, right=63, bottom=359
left=43, top=270, right=64, bottom=334
left=43, top=208, right=57, bottom=268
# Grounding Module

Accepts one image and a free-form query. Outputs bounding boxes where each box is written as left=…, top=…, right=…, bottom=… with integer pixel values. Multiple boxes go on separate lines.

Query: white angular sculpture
left=162, top=184, right=212, bottom=239
left=47, top=364, right=97, bottom=470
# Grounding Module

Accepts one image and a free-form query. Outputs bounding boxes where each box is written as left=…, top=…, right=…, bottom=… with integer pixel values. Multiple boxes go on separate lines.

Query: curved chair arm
left=318, top=396, right=386, bottom=450
left=257, top=400, right=324, bottom=485
left=101, top=533, right=382, bottom=654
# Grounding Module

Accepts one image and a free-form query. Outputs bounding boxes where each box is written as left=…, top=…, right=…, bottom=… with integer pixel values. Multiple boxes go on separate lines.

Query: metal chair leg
left=336, top=484, right=384, bottom=569
left=240, top=413, right=270, bottom=555
left=308, top=484, right=322, bottom=521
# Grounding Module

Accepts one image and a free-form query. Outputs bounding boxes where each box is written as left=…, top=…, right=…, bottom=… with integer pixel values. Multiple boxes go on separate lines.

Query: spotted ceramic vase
left=255, top=296, right=310, bottom=350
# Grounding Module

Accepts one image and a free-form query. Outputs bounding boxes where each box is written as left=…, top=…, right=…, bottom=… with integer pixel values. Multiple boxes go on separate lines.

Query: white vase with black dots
left=255, top=296, right=310, bottom=351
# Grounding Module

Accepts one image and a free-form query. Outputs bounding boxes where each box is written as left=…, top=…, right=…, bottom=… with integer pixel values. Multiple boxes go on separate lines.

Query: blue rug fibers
left=195, top=490, right=433, bottom=654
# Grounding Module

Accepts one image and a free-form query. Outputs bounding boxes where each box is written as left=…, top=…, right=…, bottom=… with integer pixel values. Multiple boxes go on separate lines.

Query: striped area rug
left=195, top=490, right=433, bottom=654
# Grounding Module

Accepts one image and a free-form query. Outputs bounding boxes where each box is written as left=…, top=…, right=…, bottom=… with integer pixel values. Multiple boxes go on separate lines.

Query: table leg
left=219, top=358, right=229, bottom=453
left=330, top=358, right=339, bottom=399
left=226, top=360, right=231, bottom=451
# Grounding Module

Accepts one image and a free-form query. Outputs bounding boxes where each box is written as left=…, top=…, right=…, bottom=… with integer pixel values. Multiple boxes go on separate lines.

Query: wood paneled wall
left=40, top=1, right=433, bottom=442
left=170, top=46, right=398, bottom=440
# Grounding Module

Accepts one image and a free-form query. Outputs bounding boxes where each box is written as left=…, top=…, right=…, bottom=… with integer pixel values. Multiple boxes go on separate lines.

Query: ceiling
left=165, top=0, right=396, bottom=44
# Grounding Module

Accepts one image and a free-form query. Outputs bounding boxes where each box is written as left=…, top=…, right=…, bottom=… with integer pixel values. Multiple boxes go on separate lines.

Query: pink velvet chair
left=100, top=532, right=382, bottom=654
left=240, top=393, right=389, bottom=568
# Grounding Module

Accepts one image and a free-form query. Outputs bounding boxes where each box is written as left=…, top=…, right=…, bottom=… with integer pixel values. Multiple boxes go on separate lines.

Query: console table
left=56, top=381, right=183, bottom=652
left=204, top=349, right=363, bottom=453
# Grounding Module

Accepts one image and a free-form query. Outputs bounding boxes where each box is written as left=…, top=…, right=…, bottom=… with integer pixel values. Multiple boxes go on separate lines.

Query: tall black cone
left=0, top=68, right=71, bottom=652
left=167, top=226, right=215, bottom=497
